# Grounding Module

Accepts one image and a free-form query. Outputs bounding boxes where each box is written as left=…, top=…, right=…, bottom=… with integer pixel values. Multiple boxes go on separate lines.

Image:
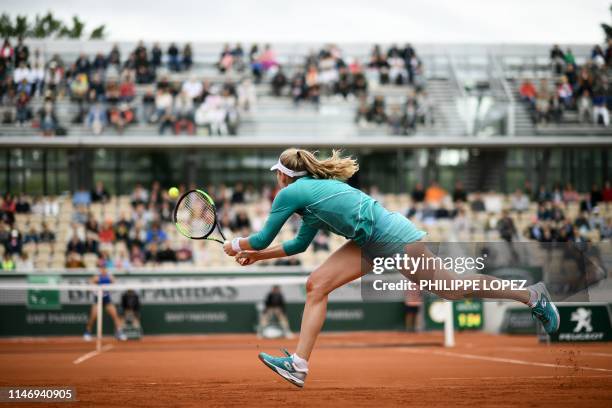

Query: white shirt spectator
left=14, top=66, right=31, bottom=84
left=155, top=91, right=174, bottom=111
left=510, top=191, right=530, bottom=212
left=182, top=77, right=203, bottom=100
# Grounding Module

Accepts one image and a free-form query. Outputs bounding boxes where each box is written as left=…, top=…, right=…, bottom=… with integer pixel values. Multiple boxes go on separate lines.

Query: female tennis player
left=223, top=148, right=559, bottom=388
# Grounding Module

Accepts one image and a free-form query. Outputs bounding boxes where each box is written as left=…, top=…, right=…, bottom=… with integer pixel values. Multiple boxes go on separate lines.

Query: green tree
left=58, top=16, right=85, bottom=39
left=32, top=12, right=63, bottom=38
left=13, top=15, right=30, bottom=37
left=89, top=25, right=106, bottom=39
left=602, top=4, right=612, bottom=40
left=0, top=13, right=14, bottom=37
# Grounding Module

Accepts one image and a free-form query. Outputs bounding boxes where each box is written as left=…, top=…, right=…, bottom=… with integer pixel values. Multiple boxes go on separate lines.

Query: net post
left=96, top=287, right=103, bottom=352
left=444, top=300, right=455, bottom=347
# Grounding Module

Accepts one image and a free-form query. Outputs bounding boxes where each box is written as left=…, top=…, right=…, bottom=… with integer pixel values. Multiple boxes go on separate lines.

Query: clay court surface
left=1, top=332, right=611, bottom=407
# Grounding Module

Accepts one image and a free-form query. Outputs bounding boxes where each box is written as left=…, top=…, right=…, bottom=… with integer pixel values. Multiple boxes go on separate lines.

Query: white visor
left=270, top=161, right=308, bottom=178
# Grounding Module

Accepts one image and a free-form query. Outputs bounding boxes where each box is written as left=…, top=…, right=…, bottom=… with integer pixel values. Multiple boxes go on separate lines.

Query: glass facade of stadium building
left=0, top=147, right=610, bottom=195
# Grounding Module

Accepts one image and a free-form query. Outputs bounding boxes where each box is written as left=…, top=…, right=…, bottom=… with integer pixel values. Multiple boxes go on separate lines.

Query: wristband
left=231, top=237, right=243, bottom=253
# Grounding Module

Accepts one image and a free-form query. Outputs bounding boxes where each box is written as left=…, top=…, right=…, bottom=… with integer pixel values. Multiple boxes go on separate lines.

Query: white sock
left=526, top=289, right=538, bottom=308
left=291, top=353, right=309, bottom=372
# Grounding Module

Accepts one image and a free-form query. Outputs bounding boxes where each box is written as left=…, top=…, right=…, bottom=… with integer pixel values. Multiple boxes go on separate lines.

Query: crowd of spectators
left=1, top=178, right=611, bottom=271
left=0, top=38, right=197, bottom=136
left=1, top=39, right=431, bottom=136
left=355, top=90, right=433, bottom=135
left=518, top=41, right=612, bottom=127
left=402, top=180, right=612, bottom=244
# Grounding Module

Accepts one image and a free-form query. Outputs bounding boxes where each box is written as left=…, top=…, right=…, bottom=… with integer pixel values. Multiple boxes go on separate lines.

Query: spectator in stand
left=23, top=225, right=39, bottom=244
left=249, top=44, right=263, bottom=83
left=84, top=232, right=100, bottom=255
left=1, top=253, right=15, bottom=270
left=271, top=67, right=287, bottom=96
left=510, top=189, right=530, bottom=213
left=109, top=102, right=135, bottom=134
left=146, top=222, right=167, bottom=245
left=497, top=209, right=518, bottom=242
left=592, top=79, right=610, bottom=127
left=182, top=76, right=203, bottom=101
left=562, top=183, right=580, bottom=204
left=519, top=79, right=537, bottom=106
left=602, top=181, right=612, bottom=204
left=173, top=91, right=195, bottom=135
left=535, top=79, right=551, bottom=124
left=107, top=44, right=121, bottom=68
left=217, top=44, right=234, bottom=73
left=154, top=87, right=173, bottom=119
left=550, top=44, right=565, bottom=74
left=39, top=222, right=56, bottom=243
left=66, top=234, right=85, bottom=255
left=577, top=89, right=593, bottom=123
left=260, top=44, right=278, bottom=72
left=167, top=43, right=180, bottom=72
left=411, top=183, right=425, bottom=203
left=182, top=43, right=193, bottom=70
left=150, top=43, right=162, bottom=69
left=99, top=219, right=116, bottom=244
left=119, top=72, right=136, bottom=102
left=158, top=106, right=176, bottom=135
left=425, top=181, right=447, bottom=204
left=15, top=194, right=30, bottom=214
left=37, top=99, right=59, bottom=136
left=73, top=186, right=92, bottom=207
left=87, top=102, right=108, bottom=135
left=91, top=181, right=110, bottom=203
left=452, top=181, right=467, bottom=203
left=557, top=75, right=573, bottom=109
left=5, top=228, right=23, bottom=255
left=15, top=252, right=33, bottom=271
left=237, top=78, right=256, bottom=112
left=15, top=91, right=31, bottom=126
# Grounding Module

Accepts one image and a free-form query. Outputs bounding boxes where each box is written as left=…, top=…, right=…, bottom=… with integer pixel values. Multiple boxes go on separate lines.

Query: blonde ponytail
left=278, top=148, right=359, bottom=180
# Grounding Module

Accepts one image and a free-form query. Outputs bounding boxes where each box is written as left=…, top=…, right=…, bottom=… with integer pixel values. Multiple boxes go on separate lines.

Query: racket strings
left=175, top=191, right=216, bottom=238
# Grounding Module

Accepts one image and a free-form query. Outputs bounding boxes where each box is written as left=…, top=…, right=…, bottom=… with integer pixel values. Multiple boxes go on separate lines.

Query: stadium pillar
left=602, top=150, right=609, bottom=185
left=5, top=150, right=9, bottom=193
left=114, top=150, right=122, bottom=195
left=397, top=149, right=406, bottom=193
left=68, top=149, right=94, bottom=192
left=42, top=150, right=48, bottom=196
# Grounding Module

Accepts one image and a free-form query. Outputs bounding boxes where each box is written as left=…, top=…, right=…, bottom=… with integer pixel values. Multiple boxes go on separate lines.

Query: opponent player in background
left=223, top=148, right=560, bottom=388
left=83, top=261, right=127, bottom=341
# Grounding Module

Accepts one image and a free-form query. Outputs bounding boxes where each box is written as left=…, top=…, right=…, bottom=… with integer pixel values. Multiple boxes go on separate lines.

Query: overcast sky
left=4, top=0, right=609, bottom=44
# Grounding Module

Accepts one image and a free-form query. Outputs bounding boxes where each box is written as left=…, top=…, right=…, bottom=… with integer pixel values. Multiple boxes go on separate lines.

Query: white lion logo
left=571, top=307, right=593, bottom=333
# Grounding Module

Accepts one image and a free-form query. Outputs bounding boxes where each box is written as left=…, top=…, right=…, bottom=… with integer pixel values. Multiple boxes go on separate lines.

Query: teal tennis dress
left=248, top=177, right=425, bottom=259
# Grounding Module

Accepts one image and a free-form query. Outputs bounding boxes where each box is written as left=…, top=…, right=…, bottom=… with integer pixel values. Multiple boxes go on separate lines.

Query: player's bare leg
left=259, top=241, right=364, bottom=387
left=402, top=241, right=559, bottom=333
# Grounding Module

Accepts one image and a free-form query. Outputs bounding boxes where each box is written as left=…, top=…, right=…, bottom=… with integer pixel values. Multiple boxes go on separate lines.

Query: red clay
left=1, top=332, right=611, bottom=407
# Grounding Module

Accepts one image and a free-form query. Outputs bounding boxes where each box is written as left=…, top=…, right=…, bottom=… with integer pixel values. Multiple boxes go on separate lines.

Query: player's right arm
left=224, top=186, right=301, bottom=255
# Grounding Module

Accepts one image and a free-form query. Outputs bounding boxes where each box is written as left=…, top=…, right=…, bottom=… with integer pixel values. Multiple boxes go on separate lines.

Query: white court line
left=502, top=347, right=612, bottom=358
left=399, top=349, right=612, bottom=373
left=73, top=344, right=113, bottom=365
left=432, top=375, right=612, bottom=380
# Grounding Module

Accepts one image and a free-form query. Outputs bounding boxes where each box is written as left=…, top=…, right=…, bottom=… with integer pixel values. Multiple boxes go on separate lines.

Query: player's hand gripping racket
left=173, top=189, right=227, bottom=244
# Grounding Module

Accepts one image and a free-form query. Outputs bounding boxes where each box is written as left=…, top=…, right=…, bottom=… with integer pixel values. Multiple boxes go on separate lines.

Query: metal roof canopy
left=0, top=136, right=610, bottom=150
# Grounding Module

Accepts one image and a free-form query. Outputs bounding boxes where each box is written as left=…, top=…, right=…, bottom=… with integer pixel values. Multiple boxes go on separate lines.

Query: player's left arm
left=235, top=222, right=317, bottom=265
left=224, top=187, right=300, bottom=256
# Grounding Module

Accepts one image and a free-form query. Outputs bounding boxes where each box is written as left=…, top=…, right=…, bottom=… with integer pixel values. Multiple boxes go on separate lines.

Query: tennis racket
left=173, top=189, right=227, bottom=244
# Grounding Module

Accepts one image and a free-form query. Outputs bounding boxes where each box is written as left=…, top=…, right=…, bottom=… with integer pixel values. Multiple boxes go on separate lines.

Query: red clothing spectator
left=119, top=79, right=136, bottom=102
left=99, top=220, right=116, bottom=244
left=520, top=80, right=537, bottom=101
left=603, top=181, right=612, bottom=203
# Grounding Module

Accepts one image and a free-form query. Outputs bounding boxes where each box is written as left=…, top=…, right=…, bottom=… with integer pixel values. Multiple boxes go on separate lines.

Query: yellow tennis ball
left=168, top=187, right=179, bottom=199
